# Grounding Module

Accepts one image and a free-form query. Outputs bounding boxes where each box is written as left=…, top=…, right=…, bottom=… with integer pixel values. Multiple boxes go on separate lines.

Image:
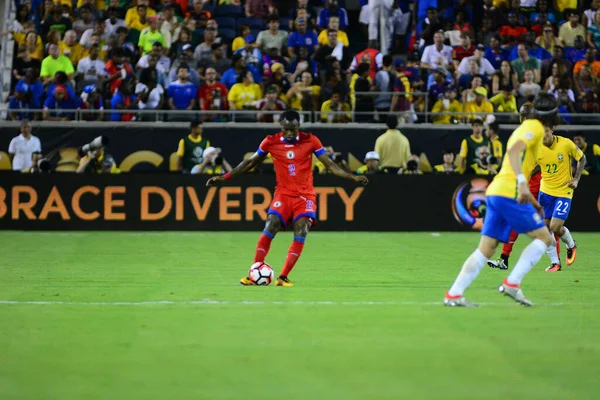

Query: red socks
left=280, top=237, right=305, bottom=278
left=254, top=230, right=274, bottom=263
left=555, top=234, right=561, bottom=259
left=502, top=230, right=519, bottom=256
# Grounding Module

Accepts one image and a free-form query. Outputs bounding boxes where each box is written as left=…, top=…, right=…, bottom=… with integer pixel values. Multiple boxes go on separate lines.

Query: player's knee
left=549, top=220, right=563, bottom=235
left=265, top=215, right=283, bottom=235
left=293, top=218, right=311, bottom=237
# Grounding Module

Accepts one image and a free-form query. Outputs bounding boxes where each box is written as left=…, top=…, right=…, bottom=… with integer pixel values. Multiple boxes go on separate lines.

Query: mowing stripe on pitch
left=0, top=300, right=597, bottom=307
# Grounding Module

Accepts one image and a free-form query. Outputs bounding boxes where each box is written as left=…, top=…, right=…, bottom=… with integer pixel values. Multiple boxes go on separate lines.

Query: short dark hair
left=356, top=63, right=370, bottom=76
left=267, top=14, right=279, bottom=22
left=327, top=28, right=338, bottom=35
left=386, top=115, right=398, bottom=129
left=382, top=55, right=393, bottom=67
left=488, top=121, right=500, bottom=132
left=533, top=92, right=559, bottom=127
left=178, top=63, right=189, bottom=72
left=191, top=120, right=202, bottom=128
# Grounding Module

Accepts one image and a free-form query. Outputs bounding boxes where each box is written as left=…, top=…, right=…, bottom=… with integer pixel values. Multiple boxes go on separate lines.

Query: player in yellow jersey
left=537, top=132, right=586, bottom=272
left=444, top=93, right=558, bottom=307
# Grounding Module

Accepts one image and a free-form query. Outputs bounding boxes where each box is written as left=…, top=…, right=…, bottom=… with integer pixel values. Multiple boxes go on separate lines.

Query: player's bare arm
left=506, top=140, right=531, bottom=204
left=567, top=154, right=586, bottom=189
left=206, top=152, right=265, bottom=186
left=317, top=153, right=369, bottom=185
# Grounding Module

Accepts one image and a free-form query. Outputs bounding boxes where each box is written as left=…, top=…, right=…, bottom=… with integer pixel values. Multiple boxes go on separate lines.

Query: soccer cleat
left=545, top=263, right=562, bottom=272
left=487, top=258, right=508, bottom=270
left=498, top=282, right=533, bottom=307
left=566, top=243, right=577, bottom=266
left=443, top=294, right=478, bottom=308
left=275, top=276, right=294, bottom=287
left=240, top=277, right=254, bottom=286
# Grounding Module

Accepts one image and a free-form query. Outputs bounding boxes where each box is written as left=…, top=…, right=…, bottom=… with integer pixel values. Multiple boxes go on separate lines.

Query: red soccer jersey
left=257, top=131, right=326, bottom=197
left=529, top=171, right=541, bottom=196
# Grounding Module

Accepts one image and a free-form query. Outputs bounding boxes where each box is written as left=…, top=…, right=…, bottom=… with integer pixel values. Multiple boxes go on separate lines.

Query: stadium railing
left=0, top=0, right=15, bottom=110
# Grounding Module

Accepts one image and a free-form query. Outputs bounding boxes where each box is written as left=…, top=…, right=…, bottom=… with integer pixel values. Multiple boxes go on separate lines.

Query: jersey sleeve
left=257, top=137, right=270, bottom=157
left=568, top=139, right=583, bottom=161
left=459, top=139, right=468, bottom=158
left=176, top=139, right=185, bottom=157
left=310, top=135, right=326, bottom=156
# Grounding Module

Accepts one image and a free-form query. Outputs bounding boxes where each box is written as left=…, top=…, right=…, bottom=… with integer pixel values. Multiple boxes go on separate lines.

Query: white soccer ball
left=248, top=262, right=275, bottom=286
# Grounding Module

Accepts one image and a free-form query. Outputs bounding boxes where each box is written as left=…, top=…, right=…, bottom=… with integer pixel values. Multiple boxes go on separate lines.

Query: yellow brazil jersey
left=538, top=136, right=583, bottom=199
left=486, top=119, right=545, bottom=199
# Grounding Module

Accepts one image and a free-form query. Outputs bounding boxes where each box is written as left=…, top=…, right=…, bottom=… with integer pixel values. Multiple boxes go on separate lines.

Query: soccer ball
left=248, top=262, right=274, bottom=286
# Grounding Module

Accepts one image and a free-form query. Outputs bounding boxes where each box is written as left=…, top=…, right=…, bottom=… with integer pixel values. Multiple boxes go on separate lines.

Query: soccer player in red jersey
left=487, top=103, right=560, bottom=270
left=206, top=110, right=368, bottom=286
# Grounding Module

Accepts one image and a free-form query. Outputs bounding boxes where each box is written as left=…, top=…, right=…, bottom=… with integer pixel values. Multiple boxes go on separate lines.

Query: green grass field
left=1, top=231, right=599, bottom=400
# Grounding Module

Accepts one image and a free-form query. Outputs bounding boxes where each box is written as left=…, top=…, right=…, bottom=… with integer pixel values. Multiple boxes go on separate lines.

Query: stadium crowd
left=5, top=0, right=600, bottom=124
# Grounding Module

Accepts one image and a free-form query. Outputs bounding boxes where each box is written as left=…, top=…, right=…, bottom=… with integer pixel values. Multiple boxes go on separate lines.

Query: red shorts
left=268, top=193, right=317, bottom=229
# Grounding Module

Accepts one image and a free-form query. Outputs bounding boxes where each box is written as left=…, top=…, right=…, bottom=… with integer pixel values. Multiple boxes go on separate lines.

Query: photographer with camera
left=398, top=155, right=423, bottom=175
left=356, top=151, right=388, bottom=175
left=314, top=146, right=350, bottom=174
left=76, top=136, right=119, bottom=174
left=470, top=145, right=499, bottom=176
left=190, top=147, right=232, bottom=175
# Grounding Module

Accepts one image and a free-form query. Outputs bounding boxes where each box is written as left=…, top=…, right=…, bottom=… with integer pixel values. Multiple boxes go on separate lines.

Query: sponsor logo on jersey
left=557, top=153, right=564, bottom=161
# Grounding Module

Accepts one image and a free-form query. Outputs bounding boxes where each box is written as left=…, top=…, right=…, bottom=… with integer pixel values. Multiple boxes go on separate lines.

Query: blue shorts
left=538, top=192, right=572, bottom=221
left=481, top=196, right=546, bottom=243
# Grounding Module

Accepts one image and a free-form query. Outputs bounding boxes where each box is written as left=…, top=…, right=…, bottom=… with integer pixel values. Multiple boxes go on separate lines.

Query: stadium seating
left=213, top=5, right=243, bottom=18
left=237, top=17, right=266, bottom=30
left=214, top=17, right=236, bottom=30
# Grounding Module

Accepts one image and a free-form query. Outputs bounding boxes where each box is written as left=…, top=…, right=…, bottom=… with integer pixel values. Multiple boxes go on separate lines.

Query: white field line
left=0, top=300, right=597, bottom=307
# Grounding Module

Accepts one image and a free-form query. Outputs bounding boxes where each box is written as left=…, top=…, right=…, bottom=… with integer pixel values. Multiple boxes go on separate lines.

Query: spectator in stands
left=137, top=42, right=171, bottom=74
left=317, top=16, right=348, bottom=47
left=575, top=64, right=598, bottom=100
left=8, top=85, right=36, bottom=121
left=16, top=69, right=44, bottom=109
left=40, top=5, right=72, bottom=39
left=584, top=0, right=600, bottom=27
left=321, top=66, right=350, bottom=103
left=536, top=23, right=560, bottom=54
left=390, top=61, right=412, bottom=114
left=77, top=84, right=104, bottom=121
left=462, top=75, right=484, bottom=104
left=490, top=83, right=518, bottom=113
left=499, top=11, right=526, bottom=46
left=245, top=0, right=274, bottom=19
left=511, top=43, right=541, bottom=83
left=24, top=31, right=44, bottom=61
left=288, top=18, right=318, bottom=58
left=314, top=29, right=353, bottom=72
left=476, top=16, right=496, bottom=48
left=77, top=44, right=107, bottom=82
left=257, top=85, right=287, bottom=122
left=421, top=30, right=452, bottom=71
left=290, top=0, right=318, bottom=31
left=43, top=85, right=76, bottom=121
left=198, top=66, right=228, bottom=114
left=60, top=30, right=84, bottom=67
left=320, top=90, right=351, bottom=123
left=40, top=43, right=75, bottom=84
left=45, top=29, right=62, bottom=53
left=232, top=24, right=251, bottom=53
left=166, top=65, right=198, bottom=121
left=471, top=146, right=499, bottom=175
left=286, top=70, right=320, bottom=112
left=508, top=31, right=551, bottom=62
left=110, top=79, right=138, bottom=121
left=13, top=45, right=41, bottom=87
left=261, top=47, right=289, bottom=78
left=353, top=63, right=373, bottom=123
left=141, top=53, right=169, bottom=88
left=104, top=49, right=134, bottom=94
left=464, top=87, right=493, bottom=121
left=83, top=33, right=108, bottom=62
left=559, top=9, right=586, bottom=48
left=574, top=48, right=600, bottom=79
left=354, top=150, right=386, bottom=175
left=566, top=35, right=587, bottom=65
left=588, top=11, right=600, bottom=49
left=268, top=62, right=291, bottom=95
left=221, top=53, right=261, bottom=89
left=483, top=0, right=504, bottom=29
left=374, top=115, right=410, bottom=172
left=318, top=0, right=348, bottom=29
left=73, top=5, right=95, bottom=38
left=112, top=27, right=137, bottom=58
left=373, top=55, right=394, bottom=119
left=80, top=21, right=107, bottom=49
left=548, top=77, right=576, bottom=104
left=434, top=150, right=458, bottom=174
left=138, top=16, right=166, bottom=56
left=188, top=0, right=212, bottom=29
left=105, top=7, right=127, bottom=38
left=11, top=5, right=34, bottom=34
left=573, top=134, right=600, bottom=173
left=169, top=28, right=192, bottom=61
left=194, top=28, right=217, bottom=60
left=227, top=70, right=262, bottom=120
left=125, top=0, right=156, bottom=27
left=457, top=116, right=488, bottom=173
left=458, top=44, right=495, bottom=79
left=257, top=14, right=289, bottom=53
left=452, top=32, right=475, bottom=68
left=158, top=9, right=175, bottom=44
left=171, top=44, right=197, bottom=77
left=420, top=7, right=444, bottom=46
left=530, top=0, right=556, bottom=24
left=234, top=35, right=262, bottom=69
left=198, top=43, right=231, bottom=79
left=428, top=68, right=448, bottom=109
left=541, top=46, right=571, bottom=82
left=432, top=86, right=462, bottom=124
left=135, top=69, right=164, bottom=119
left=8, top=120, right=41, bottom=171
left=289, top=46, right=318, bottom=80
left=458, top=60, right=484, bottom=92
left=350, top=48, right=383, bottom=81
left=492, top=60, right=519, bottom=95
left=518, top=69, right=542, bottom=99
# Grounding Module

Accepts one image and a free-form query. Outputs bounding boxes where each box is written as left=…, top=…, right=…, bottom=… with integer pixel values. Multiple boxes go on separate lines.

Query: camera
left=79, top=136, right=109, bottom=156
left=406, top=159, right=419, bottom=171
left=482, top=155, right=498, bottom=166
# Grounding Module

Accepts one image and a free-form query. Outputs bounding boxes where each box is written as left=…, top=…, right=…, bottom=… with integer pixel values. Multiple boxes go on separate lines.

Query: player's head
left=280, top=110, right=300, bottom=140
left=573, top=134, right=586, bottom=149
left=519, top=102, right=534, bottom=122
left=532, top=92, right=558, bottom=128
left=471, top=117, right=483, bottom=136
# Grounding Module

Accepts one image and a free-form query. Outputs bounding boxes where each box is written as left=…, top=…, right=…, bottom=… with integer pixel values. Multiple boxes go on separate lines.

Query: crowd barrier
left=1, top=173, right=598, bottom=231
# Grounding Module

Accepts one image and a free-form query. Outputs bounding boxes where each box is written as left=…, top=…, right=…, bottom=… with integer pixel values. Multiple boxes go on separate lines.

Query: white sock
left=448, top=249, right=488, bottom=296
left=560, top=226, right=575, bottom=248
left=507, top=239, right=547, bottom=286
left=546, top=241, right=560, bottom=265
